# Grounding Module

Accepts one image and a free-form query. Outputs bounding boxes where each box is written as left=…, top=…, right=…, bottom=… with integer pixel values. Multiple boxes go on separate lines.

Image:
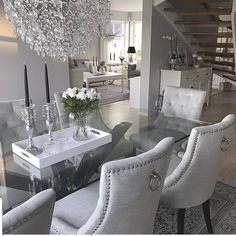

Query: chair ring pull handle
left=149, top=171, right=161, bottom=192
left=221, top=137, right=230, bottom=152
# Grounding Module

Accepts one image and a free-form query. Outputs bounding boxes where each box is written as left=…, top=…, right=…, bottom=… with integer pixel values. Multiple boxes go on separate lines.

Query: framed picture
left=177, top=46, right=188, bottom=67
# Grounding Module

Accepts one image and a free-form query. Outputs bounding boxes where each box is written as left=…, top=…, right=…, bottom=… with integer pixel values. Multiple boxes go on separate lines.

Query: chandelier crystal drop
left=3, top=0, right=111, bottom=60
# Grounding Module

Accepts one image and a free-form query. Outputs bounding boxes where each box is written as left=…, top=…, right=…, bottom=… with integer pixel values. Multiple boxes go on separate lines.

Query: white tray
left=12, top=127, right=111, bottom=169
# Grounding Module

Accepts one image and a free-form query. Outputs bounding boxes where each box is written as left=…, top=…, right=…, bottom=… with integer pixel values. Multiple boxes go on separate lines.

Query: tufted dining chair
left=51, top=137, right=175, bottom=234
left=130, top=86, right=206, bottom=153
left=161, top=86, right=206, bottom=121
left=160, top=114, right=236, bottom=234
left=3, top=189, right=56, bottom=234
left=0, top=99, right=27, bottom=155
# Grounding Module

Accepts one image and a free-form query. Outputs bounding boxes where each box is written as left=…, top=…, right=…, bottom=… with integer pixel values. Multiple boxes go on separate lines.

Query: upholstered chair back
left=3, top=189, right=56, bottom=234
left=77, top=137, right=175, bottom=234
left=161, top=114, right=235, bottom=209
left=161, top=86, right=206, bottom=120
left=54, top=92, right=66, bottom=117
left=0, top=99, right=25, bottom=130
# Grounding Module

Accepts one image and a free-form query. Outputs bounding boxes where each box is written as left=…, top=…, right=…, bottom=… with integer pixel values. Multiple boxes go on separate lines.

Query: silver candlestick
left=42, top=101, right=57, bottom=145
left=21, top=104, right=43, bottom=155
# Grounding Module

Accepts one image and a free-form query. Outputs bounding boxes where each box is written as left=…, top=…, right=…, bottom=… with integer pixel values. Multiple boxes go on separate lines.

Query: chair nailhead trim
left=164, top=123, right=233, bottom=189
left=90, top=149, right=171, bottom=234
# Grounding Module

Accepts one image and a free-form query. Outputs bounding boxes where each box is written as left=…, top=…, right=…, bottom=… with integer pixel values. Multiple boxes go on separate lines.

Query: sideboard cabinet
left=160, top=67, right=213, bottom=105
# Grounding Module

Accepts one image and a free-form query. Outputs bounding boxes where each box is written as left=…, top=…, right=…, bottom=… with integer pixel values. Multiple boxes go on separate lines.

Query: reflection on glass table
left=0, top=113, right=209, bottom=214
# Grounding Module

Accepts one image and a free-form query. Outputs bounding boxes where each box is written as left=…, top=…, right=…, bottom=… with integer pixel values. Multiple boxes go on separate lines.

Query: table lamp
left=127, top=46, right=136, bottom=63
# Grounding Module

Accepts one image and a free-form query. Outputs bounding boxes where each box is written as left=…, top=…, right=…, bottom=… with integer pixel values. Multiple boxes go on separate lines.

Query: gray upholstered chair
left=3, top=189, right=56, bottom=234
left=51, top=137, right=175, bottom=234
left=54, top=92, right=134, bottom=160
left=130, top=86, right=207, bottom=152
left=160, top=86, right=206, bottom=121
left=0, top=99, right=26, bottom=155
left=160, top=114, right=236, bottom=234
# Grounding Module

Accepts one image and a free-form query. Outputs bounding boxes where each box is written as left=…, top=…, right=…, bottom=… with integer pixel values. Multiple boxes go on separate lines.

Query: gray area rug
left=96, top=84, right=129, bottom=105
left=154, top=180, right=236, bottom=234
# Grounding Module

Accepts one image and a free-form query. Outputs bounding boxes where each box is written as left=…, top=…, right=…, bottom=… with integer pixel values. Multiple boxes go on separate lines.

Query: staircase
left=164, top=0, right=236, bottom=83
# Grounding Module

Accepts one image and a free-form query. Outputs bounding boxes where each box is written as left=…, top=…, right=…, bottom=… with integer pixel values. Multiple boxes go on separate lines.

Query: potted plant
left=162, top=34, right=178, bottom=70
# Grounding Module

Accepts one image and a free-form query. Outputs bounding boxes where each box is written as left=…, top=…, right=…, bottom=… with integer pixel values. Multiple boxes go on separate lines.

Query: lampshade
left=127, top=46, right=136, bottom=54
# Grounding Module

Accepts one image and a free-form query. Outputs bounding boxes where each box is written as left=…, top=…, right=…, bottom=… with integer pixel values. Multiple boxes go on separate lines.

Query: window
left=107, top=21, right=128, bottom=63
left=133, top=21, right=142, bottom=59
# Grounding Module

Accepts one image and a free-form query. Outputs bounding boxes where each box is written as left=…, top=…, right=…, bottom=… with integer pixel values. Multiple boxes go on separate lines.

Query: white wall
left=140, top=1, right=193, bottom=115
left=0, top=3, right=70, bottom=120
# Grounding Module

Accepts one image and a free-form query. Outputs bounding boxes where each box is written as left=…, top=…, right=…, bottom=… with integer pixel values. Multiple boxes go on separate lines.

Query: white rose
left=66, top=88, right=76, bottom=98
left=86, top=91, right=92, bottom=99
left=76, top=91, right=86, bottom=100
left=62, top=91, right=67, bottom=98
left=80, top=88, right=87, bottom=92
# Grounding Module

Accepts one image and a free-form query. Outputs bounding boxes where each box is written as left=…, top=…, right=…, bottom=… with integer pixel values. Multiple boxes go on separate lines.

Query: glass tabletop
left=0, top=112, right=209, bottom=214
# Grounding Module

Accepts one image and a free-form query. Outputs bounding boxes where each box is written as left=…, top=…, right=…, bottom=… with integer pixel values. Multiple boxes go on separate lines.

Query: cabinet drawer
left=181, top=78, right=199, bottom=89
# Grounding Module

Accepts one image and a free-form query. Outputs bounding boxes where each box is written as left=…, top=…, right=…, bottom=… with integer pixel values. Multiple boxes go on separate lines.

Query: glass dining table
left=0, top=113, right=208, bottom=214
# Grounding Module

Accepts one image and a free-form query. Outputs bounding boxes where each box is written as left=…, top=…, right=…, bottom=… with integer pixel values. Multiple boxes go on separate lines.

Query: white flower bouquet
left=62, top=87, right=100, bottom=117
left=62, top=87, right=100, bottom=140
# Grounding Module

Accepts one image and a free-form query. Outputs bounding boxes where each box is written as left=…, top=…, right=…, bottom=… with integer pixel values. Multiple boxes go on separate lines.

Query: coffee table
left=83, top=72, right=126, bottom=92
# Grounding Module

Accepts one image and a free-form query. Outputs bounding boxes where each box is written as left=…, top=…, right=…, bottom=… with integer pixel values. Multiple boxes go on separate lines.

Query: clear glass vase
left=72, top=114, right=88, bottom=141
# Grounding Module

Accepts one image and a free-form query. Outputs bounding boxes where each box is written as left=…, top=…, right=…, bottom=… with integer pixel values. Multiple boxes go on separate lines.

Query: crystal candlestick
left=21, top=104, right=43, bottom=155
left=42, top=101, right=57, bottom=145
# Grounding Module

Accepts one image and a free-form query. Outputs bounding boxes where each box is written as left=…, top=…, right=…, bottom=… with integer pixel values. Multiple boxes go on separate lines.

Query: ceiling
left=111, top=0, right=142, bottom=12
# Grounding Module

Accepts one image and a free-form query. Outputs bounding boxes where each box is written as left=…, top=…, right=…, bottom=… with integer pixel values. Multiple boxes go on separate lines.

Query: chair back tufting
left=161, top=114, right=236, bottom=209
left=3, top=189, right=56, bottom=234
left=78, top=137, right=175, bottom=234
left=161, top=86, right=206, bottom=120
left=0, top=99, right=25, bottom=130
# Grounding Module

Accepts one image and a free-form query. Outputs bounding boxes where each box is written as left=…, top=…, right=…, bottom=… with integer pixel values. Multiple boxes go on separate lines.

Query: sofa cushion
left=129, top=64, right=136, bottom=70
left=130, top=70, right=141, bottom=77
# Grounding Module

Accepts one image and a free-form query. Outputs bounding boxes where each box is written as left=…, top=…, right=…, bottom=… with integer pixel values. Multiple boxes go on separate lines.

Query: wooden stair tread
left=175, top=20, right=231, bottom=27
left=191, top=43, right=233, bottom=48
left=198, top=51, right=234, bottom=57
left=164, top=8, right=232, bottom=15
left=204, top=60, right=235, bottom=66
left=184, top=32, right=232, bottom=37
left=213, top=67, right=236, bottom=75
left=222, top=74, right=236, bottom=82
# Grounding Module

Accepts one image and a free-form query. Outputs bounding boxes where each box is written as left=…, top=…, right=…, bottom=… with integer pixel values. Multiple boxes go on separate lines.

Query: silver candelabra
left=21, top=104, right=43, bottom=155
left=42, top=101, right=57, bottom=145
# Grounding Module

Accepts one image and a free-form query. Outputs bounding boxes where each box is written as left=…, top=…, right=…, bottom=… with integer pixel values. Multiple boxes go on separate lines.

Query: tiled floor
left=100, top=90, right=236, bottom=182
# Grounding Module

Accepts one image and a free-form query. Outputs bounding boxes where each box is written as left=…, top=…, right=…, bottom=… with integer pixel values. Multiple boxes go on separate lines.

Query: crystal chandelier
left=3, top=0, right=111, bottom=60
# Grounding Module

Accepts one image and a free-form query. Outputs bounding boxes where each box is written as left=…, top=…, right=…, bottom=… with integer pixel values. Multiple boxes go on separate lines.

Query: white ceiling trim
left=111, top=0, right=143, bottom=12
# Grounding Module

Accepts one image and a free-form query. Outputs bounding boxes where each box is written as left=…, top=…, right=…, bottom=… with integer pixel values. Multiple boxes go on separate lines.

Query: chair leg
left=202, top=199, right=214, bottom=234
left=177, top=208, right=186, bottom=234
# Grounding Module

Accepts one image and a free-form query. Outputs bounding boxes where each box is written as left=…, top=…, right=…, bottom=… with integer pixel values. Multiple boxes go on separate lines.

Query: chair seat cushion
left=130, top=128, right=186, bottom=152
left=51, top=181, right=99, bottom=234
